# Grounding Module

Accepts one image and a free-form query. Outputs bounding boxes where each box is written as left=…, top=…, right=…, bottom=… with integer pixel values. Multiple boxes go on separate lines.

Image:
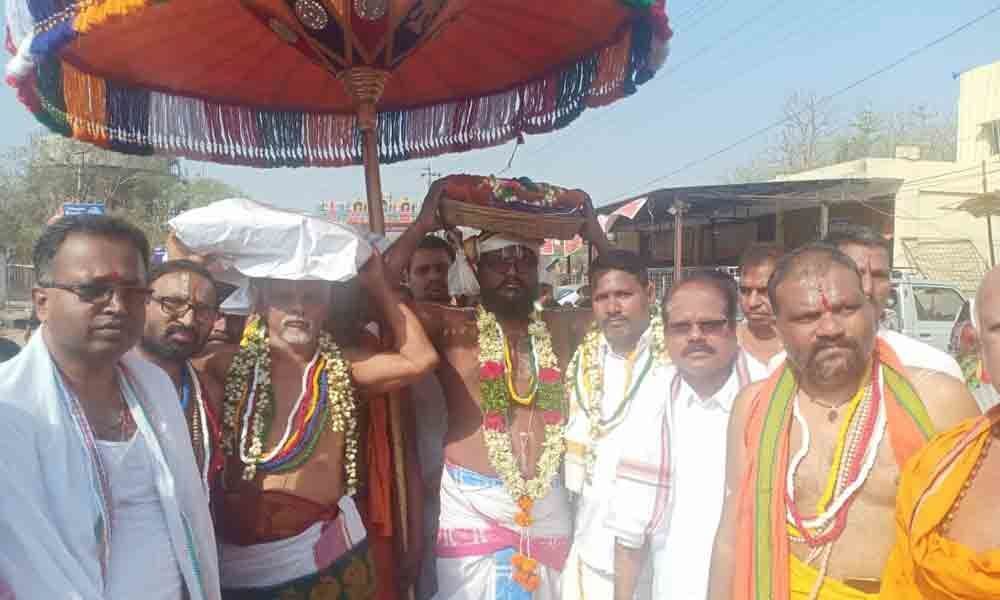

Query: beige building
left=778, top=60, right=1000, bottom=293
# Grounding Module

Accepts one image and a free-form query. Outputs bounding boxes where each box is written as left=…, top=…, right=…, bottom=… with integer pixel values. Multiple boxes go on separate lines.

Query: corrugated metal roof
left=900, top=238, right=987, bottom=294
left=598, top=178, right=903, bottom=230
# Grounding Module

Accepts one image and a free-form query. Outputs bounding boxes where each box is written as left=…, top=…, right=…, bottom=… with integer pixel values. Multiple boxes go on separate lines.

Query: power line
left=525, top=0, right=862, bottom=169
left=608, top=4, right=1000, bottom=203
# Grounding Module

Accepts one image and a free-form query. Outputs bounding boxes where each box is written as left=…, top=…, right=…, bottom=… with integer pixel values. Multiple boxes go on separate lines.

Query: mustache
left=281, top=317, right=314, bottom=329
left=166, top=324, right=195, bottom=337
left=93, top=319, right=126, bottom=329
left=808, top=339, right=859, bottom=360
left=683, top=342, right=715, bottom=356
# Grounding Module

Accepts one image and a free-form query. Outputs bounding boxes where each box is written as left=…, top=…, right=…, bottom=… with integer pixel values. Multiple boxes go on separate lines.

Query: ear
left=646, top=281, right=656, bottom=304
left=32, top=288, right=50, bottom=323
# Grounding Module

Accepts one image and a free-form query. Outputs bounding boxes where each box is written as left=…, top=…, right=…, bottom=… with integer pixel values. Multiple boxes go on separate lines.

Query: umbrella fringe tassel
left=6, top=3, right=671, bottom=168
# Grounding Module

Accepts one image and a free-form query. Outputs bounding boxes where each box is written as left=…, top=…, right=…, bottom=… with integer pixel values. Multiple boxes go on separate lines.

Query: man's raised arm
left=344, top=251, right=439, bottom=394
left=384, top=180, right=447, bottom=284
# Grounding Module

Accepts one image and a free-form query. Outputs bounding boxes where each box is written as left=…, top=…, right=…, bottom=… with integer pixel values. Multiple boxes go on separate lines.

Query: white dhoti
left=220, top=496, right=372, bottom=599
left=435, top=463, right=572, bottom=600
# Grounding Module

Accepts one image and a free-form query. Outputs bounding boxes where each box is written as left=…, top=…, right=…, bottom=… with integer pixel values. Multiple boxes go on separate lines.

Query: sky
left=2, top=1, right=999, bottom=214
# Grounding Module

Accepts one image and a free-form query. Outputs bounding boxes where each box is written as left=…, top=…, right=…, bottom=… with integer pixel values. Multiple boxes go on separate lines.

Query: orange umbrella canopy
left=6, top=0, right=670, bottom=167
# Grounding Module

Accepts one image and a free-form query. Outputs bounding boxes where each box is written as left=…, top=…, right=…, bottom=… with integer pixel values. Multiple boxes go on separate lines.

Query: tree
left=727, top=92, right=959, bottom=183
left=0, top=135, right=246, bottom=262
left=772, top=91, right=838, bottom=174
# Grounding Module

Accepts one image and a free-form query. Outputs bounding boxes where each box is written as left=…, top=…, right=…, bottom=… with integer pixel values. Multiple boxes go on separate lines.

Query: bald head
left=976, top=267, right=1000, bottom=391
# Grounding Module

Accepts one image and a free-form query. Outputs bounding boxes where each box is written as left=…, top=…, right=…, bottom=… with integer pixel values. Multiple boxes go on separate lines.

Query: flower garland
left=566, top=305, right=665, bottom=482
left=476, top=306, right=566, bottom=593
left=221, top=315, right=360, bottom=495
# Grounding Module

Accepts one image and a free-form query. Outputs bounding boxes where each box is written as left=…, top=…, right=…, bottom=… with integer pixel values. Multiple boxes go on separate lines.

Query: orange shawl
left=731, top=338, right=933, bottom=600
left=881, top=406, right=1000, bottom=599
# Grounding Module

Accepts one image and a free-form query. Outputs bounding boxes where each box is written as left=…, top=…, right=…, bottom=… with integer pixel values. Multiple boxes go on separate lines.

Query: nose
left=860, top=269, right=873, bottom=299
left=177, top=308, right=196, bottom=327
left=816, top=310, right=845, bottom=338
left=687, top=323, right=707, bottom=341
left=103, top=288, right=130, bottom=314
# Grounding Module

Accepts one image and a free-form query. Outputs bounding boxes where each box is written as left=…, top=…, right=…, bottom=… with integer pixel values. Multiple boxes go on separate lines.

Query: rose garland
left=222, top=315, right=359, bottom=495
left=476, top=306, right=566, bottom=593
left=566, top=305, right=665, bottom=482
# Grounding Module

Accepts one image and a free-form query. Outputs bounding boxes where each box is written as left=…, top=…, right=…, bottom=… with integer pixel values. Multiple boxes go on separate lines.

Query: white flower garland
left=222, top=317, right=359, bottom=494
left=566, top=304, right=664, bottom=481
left=476, top=307, right=566, bottom=503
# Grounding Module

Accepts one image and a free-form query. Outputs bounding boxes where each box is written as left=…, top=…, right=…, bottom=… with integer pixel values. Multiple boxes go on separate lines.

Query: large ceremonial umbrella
left=6, top=0, right=671, bottom=234
left=5, top=1, right=670, bottom=584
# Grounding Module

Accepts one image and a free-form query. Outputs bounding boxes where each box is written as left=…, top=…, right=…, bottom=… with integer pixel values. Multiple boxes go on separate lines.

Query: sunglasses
left=480, top=247, right=539, bottom=272
left=665, top=318, right=729, bottom=337
left=38, top=281, right=153, bottom=305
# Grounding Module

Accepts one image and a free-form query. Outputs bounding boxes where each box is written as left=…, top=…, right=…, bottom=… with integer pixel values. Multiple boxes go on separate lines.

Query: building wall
left=778, top=157, right=998, bottom=270
left=957, top=61, right=1000, bottom=164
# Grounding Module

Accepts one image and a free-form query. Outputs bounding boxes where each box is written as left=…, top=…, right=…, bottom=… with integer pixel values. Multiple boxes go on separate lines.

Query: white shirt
left=651, top=353, right=768, bottom=600
left=567, top=333, right=670, bottom=575
left=99, top=433, right=185, bottom=600
left=879, top=329, right=963, bottom=380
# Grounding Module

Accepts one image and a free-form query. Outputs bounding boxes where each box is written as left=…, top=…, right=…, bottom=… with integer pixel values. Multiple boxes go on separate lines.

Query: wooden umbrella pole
left=343, top=67, right=414, bottom=600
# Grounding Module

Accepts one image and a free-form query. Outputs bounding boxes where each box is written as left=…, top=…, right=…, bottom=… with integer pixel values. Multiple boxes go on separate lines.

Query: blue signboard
left=151, top=247, right=168, bottom=266
left=63, top=202, right=106, bottom=216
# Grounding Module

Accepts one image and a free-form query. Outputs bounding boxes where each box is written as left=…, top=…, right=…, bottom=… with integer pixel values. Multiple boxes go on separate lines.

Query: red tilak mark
left=819, top=287, right=831, bottom=312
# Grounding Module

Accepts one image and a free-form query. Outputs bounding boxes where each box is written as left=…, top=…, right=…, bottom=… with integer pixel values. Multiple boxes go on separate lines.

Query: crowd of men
left=1, top=179, right=998, bottom=600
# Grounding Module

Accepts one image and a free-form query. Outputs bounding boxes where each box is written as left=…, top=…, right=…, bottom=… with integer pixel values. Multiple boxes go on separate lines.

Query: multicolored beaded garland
left=222, top=316, right=359, bottom=494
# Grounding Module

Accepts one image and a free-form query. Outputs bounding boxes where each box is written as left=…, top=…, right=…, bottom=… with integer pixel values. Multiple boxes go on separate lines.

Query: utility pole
left=421, top=165, right=441, bottom=190
left=984, top=160, right=995, bottom=268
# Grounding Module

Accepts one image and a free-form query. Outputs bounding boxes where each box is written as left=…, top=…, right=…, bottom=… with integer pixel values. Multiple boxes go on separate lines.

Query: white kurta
left=0, top=328, right=220, bottom=599
left=648, top=353, right=767, bottom=600
left=562, top=331, right=670, bottom=598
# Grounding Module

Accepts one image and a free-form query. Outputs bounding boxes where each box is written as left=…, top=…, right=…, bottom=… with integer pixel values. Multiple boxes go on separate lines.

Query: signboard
left=563, top=235, right=584, bottom=255
left=151, top=247, right=168, bottom=265
left=63, top=202, right=106, bottom=216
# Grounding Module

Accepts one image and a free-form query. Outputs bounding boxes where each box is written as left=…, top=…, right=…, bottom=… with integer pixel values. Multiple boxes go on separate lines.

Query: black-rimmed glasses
left=151, top=295, right=219, bottom=323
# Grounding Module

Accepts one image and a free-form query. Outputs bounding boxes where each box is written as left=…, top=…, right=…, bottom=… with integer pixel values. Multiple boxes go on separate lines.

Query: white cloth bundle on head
left=447, top=232, right=543, bottom=297
left=168, top=198, right=373, bottom=314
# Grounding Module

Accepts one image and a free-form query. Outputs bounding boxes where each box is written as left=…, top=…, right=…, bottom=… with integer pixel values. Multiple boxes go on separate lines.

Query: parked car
left=555, top=284, right=590, bottom=307
left=885, top=274, right=966, bottom=353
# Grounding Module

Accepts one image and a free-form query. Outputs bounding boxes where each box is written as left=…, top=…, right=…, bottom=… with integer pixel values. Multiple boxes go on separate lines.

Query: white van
left=885, top=272, right=966, bottom=353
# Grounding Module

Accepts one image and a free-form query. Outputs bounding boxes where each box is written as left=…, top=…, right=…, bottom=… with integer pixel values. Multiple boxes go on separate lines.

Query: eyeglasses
left=151, top=295, right=219, bottom=323
left=38, top=281, right=153, bottom=305
left=480, top=247, right=539, bottom=272
left=665, top=318, right=729, bottom=337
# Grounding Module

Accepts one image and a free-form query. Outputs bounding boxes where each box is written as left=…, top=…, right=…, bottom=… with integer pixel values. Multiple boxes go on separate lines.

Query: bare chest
left=249, top=369, right=347, bottom=504
left=787, top=411, right=899, bottom=578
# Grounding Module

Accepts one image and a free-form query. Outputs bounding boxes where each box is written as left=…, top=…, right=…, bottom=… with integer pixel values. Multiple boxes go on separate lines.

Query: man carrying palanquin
left=736, top=243, right=785, bottom=371
left=387, top=180, right=606, bottom=599
left=385, top=233, right=456, bottom=600
left=559, top=250, right=670, bottom=600
left=880, top=265, right=1000, bottom=599
left=708, top=243, right=980, bottom=600
left=0, top=216, right=220, bottom=599
left=136, top=260, right=223, bottom=493
left=171, top=204, right=440, bottom=598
